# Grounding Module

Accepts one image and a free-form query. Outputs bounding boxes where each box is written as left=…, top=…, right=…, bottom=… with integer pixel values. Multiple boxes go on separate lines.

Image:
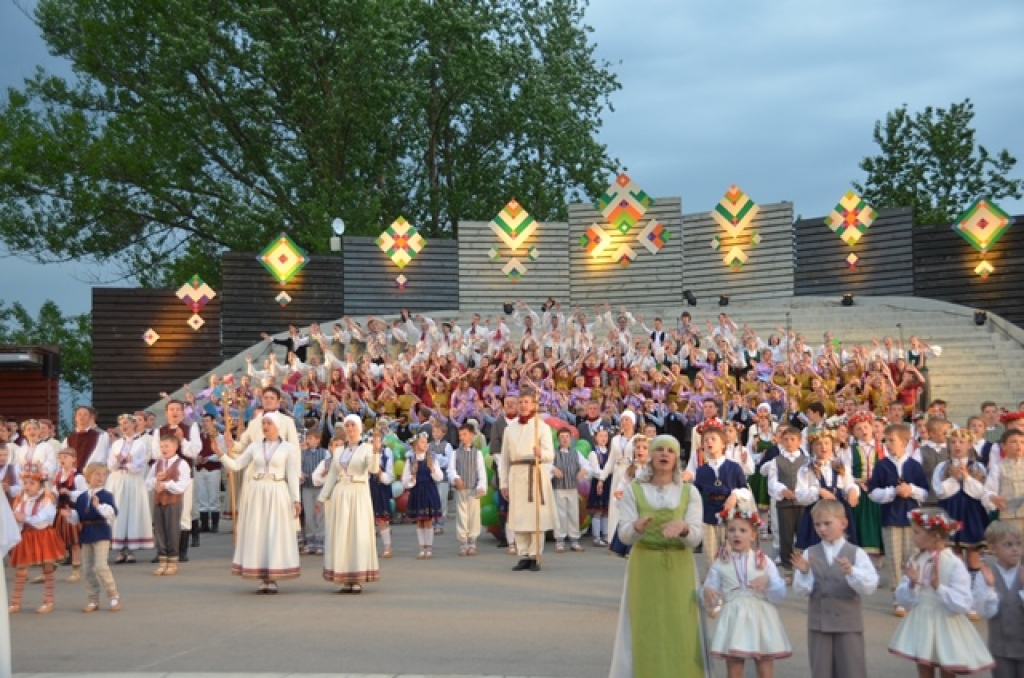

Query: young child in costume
left=69, top=463, right=120, bottom=612
left=146, top=434, right=192, bottom=576
left=448, top=422, right=486, bottom=556
left=792, top=499, right=879, bottom=678
left=766, top=426, right=806, bottom=573
left=888, top=508, right=995, bottom=675
left=587, top=427, right=612, bottom=546
left=703, top=503, right=791, bottom=677
left=7, top=466, right=63, bottom=614
left=52, top=447, right=86, bottom=582
left=550, top=428, right=589, bottom=554
left=402, top=431, right=443, bottom=559
left=795, top=431, right=859, bottom=551
left=367, top=426, right=395, bottom=558
left=848, top=413, right=883, bottom=559
left=610, top=435, right=649, bottom=558
left=973, top=520, right=1024, bottom=678
left=300, top=431, right=330, bottom=555
left=693, top=426, right=751, bottom=573
left=985, top=430, right=1024, bottom=535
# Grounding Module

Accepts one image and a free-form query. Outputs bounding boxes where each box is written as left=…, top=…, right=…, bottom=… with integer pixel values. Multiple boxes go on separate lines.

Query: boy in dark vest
left=551, top=428, right=590, bottom=553
left=792, top=500, right=879, bottom=678
left=145, top=435, right=192, bottom=577
left=767, top=426, right=806, bottom=572
left=69, top=463, right=120, bottom=612
left=916, top=417, right=950, bottom=507
left=974, top=520, right=1024, bottom=678
left=448, top=422, right=486, bottom=556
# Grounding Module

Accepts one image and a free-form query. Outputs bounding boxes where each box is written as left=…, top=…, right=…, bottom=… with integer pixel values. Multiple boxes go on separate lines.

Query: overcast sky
left=2, top=0, right=1022, bottom=316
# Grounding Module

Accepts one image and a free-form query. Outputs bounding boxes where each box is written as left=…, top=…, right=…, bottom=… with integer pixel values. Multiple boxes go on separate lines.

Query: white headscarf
left=343, top=414, right=363, bottom=436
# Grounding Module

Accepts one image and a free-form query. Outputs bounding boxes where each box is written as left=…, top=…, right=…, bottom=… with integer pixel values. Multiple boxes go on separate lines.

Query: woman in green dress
left=609, top=435, right=710, bottom=678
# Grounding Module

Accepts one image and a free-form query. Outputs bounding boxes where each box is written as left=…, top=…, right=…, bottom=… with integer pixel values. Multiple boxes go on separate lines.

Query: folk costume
left=499, top=412, right=556, bottom=566
left=7, top=479, right=63, bottom=613
left=145, top=455, right=191, bottom=575
left=64, top=426, right=110, bottom=473
left=448, top=442, right=487, bottom=555
left=69, top=486, right=120, bottom=611
left=105, top=434, right=154, bottom=552
left=150, top=421, right=201, bottom=560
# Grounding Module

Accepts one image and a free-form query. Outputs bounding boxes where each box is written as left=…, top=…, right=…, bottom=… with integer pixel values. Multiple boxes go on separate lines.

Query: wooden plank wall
left=681, top=201, right=795, bottom=303
left=91, top=288, right=222, bottom=428
left=794, top=207, right=914, bottom=296
left=457, top=221, right=570, bottom=312
left=913, top=214, right=1024, bottom=326
left=0, top=347, right=60, bottom=424
left=568, top=198, right=683, bottom=307
left=344, top=237, right=459, bottom=315
left=220, top=252, right=344, bottom=359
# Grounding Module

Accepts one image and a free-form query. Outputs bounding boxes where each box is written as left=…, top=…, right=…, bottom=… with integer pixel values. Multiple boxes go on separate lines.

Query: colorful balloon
left=481, top=503, right=499, bottom=527
left=391, top=481, right=404, bottom=499
left=394, top=459, right=405, bottom=478
left=395, top=492, right=409, bottom=515
left=574, top=439, right=592, bottom=455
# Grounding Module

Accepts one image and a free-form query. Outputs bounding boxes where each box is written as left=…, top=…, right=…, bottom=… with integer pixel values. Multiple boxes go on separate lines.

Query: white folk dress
left=704, top=549, right=791, bottom=660
left=105, top=436, right=154, bottom=550
left=319, top=441, right=380, bottom=585
left=0, top=491, right=21, bottom=678
left=888, top=548, right=995, bottom=674
left=606, top=433, right=633, bottom=540
left=220, top=440, right=301, bottom=581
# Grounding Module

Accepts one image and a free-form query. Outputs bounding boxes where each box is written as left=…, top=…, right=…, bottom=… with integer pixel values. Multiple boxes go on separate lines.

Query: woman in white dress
left=218, top=412, right=301, bottom=594
left=610, top=434, right=710, bottom=678
left=605, top=411, right=636, bottom=550
left=1, top=488, right=21, bottom=678
left=106, top=415, right=154, bottom=562
left=318, top=415, right=380, bottom=593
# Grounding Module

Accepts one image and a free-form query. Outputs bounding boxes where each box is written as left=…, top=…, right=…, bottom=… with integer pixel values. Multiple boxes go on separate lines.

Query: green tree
left=0, top=299, right=92, bottom=395
left=854, top=99, right=1023, bottom=226
left=0, top=0, right=620, bottom=287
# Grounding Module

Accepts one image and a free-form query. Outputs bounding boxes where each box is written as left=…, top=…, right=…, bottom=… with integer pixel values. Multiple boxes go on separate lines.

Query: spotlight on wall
left=503, top=302, right=515, bottom=316
left=842, top=294, right=854, bottom=307
left=684, top=290, right=698, bottom=307
left=718, top=295, right=730, bottom=307
left=974, top=310, right=988, bottom=326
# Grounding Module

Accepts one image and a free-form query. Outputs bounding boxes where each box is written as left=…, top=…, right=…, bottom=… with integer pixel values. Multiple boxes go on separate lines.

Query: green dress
left=749, top=436, right=773, bottom=507
left=626, top=482, right=708, bottom=677
left=850, top=441, right=883, bottom=555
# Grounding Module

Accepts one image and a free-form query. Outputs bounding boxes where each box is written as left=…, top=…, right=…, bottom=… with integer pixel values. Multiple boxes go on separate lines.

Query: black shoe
left=199, top=512, right=210, bottom=533
left=191, top=520, right=200, bottom=547
left=495, top=539, right=509, bottom=548
left=179, top=532, right=190, bottom=562
left=529, top=560, right=541, bottom=572
left=150, top=555, right=160, bottom=564
left=211, top=512, right=220, bottom=534
left=512, top=559, right=531, bottom=571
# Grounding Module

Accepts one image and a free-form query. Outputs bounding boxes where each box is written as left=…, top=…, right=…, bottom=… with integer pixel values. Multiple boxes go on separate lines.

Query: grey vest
left=807, top=542, right=863, bottom=633
left=918, top=443, right=948, bottom=505
left=454, top=447, right=478, bottom=489
left=985, top=556, right=1024, bottom=659
left=552, top=449, right=581, bottom=491
left=428, top=441, right=450, bottom=472
left=776, top=453, right=803, bottom=507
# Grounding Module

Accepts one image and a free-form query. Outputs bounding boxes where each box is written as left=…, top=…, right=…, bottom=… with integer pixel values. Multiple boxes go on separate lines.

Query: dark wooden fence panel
left=0, top=347, right=60, bottom=424
left=794, top=207, right=914, bottom=296
left=913, top=214, right=1024, bottom=326
left=220, top=252, right=344, bottom=359
left=344, top=237, right=459, bottom=315
left=92, top=288, right=222, bottom=427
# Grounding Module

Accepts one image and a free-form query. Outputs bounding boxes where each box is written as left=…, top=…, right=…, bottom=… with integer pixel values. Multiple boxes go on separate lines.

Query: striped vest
left=1000, top=459, right=1024, bottom=520
left=454, top=447, right=478, bottom=489
left=552, top=449, right=580, bottom=491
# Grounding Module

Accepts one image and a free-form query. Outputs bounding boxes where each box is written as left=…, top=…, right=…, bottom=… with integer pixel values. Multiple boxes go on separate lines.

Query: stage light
left=718, top=295, right=729, bottom=307
left=684, top=290, right=697, bottom=307
left=974, top=310, right=988, bottom=326
left=842, top=294, right=854, bottom=307
left=503, top=302, right=514, bottom=316
left=331, top=218, right=346, bottom=236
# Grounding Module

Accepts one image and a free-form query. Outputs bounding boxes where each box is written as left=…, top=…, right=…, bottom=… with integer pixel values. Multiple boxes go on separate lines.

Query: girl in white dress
left=218, top=413, right=301, bottom=594
left=106, top=415, right=154, bottom=562
left=605, top=411, right=637, bottom=550
left=318, top=415, right=380, bottom=593
left=703, top=504, right=791, bottom=677
left=888, top=508, right=995, bottom=676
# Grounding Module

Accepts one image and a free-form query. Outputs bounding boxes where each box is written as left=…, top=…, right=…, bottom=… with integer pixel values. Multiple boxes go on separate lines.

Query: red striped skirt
left=8, top=526, right=65, bottom=567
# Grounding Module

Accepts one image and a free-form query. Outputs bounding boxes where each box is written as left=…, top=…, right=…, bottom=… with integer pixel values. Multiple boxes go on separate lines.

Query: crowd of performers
left=4, top=301, right=1024, bottom=677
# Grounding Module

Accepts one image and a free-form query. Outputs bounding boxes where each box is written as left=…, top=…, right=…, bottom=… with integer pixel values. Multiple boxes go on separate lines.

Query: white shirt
left=932, top=459, right=986, bottom=502
left=973, top=562, right=1024, bottom=618
left=795, top=461, right=860, bottom=505
left=894, top=549, right=973, bottom=614
left=868, top=453, right=928, bottom=504
left=767, top=449, right=806, bottom=501
left=703, top=550, right=787, bottom=604
left=792, top=537, right=879, bottom=597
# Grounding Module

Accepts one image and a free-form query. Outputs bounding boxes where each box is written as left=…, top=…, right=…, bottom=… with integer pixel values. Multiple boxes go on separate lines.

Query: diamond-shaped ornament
left=377, top=216, right=426, bottom=269
left=723, top=246, right=748, bottom=271
left=637, top=219, right=669, bottom=255
left=611, top=244, right=637, bottom=268
left=527, top=246, right=539, bottom=262
left=975, top=260, right=995, bottom=278
left=490, top=200, right=537, bottom=252
left=175, top=275, right=216, bottom=313
left=712, top=185, right=759, bottom=237
left=275, top=291, right=292, bottom=307
left=258, top=233, right=308, bottom=284
left=502, top=258, right=526, bottom=281
left=395, top=274, right=408, bottom=290
left=142, top=328, right=160, bottom=346
left=846, top=253, right=859, bottom=268
left=710, top=236, right=722, bottom=252
left=825, top=191, right=876, bottom=247
left=580, top=223, right=611, bottom=258
left=954, top=198, right=1011, bottom=253
left=187, top=314, right=205, bottom=331
left=594, top=173, right=653, bottom=234
left=750, top=231, right=762, bottom=248
left=488, top=246, right=501, bottom=262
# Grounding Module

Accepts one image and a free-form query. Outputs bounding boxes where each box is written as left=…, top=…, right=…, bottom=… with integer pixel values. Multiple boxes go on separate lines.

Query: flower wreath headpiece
left=908, top=509, right=961, bottom=534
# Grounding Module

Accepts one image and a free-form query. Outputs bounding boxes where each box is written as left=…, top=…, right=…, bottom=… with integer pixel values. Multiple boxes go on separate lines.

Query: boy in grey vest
left=974, top=520, right=1024, bottom=678
left=551, top=428, right=590, bottom=553
left=448, top=422, right=486, bottom=556
left=767, top=426, right=806, bottom=572
left=428, top=421, right=453, bottom=534
left=792, top=499, right=879, bottom=678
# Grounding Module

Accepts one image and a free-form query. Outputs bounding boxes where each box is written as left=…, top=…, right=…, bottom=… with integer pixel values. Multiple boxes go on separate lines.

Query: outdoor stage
left=11, top=521, right=916, bottom=678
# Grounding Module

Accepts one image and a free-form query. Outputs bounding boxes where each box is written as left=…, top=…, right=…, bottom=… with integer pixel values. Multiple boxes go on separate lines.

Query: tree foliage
left=0, top=299, right=91, bottom=395
left=854, top=99, right=1023, bottom=226
left=0, top=0, right=620, bottom=286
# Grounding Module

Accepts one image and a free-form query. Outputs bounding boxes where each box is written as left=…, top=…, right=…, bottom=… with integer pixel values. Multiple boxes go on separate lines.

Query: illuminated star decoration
left=953, top=198, right=1011, bottom=278
left=377, top=216, right=426, bottom=269
left=710, top=185, right=759, bottom=271
left=594, top=173, right=653, bottom=235
left=275, top=291, right=292, bottom=307
left=490, top=200, right=537, bottom=252
left=258, top=233, right=308, bottom=284
left=825, top=190, right=877, bottom=247
left=176, top=274, right=217, bottom=332
left=142, top=328, right=160, bottom=346
left=636, top=219, right=670, bottom=255
left=579, top=223, right=611, bottom=258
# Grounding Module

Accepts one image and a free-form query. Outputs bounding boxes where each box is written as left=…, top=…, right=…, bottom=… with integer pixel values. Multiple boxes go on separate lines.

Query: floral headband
left=718, top=505, right=762, bottom=528
left=947, top=428, right=974, bottom=441
left=1000, top=411, right=1024, bottom=425
left=847, top=412, right=873, bottom=428
left=807, top=430, right=836, bottom=445
left=908, top=509, right=961, bottom=534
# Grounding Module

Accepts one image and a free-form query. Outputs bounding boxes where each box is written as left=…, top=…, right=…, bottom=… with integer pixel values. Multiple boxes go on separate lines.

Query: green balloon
left=483, top=455, right=494, bottom=470
left=480, top=445, right=490, bottom=456
left=481, top=504, right=499, bottom=527
left=480, top=492, right=494, bottom=508
left=574, top=439, right=592, bottom=455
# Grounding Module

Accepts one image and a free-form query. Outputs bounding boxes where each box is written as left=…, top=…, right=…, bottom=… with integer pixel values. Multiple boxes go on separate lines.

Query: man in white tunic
left=500, top=388, right=556, bottom=572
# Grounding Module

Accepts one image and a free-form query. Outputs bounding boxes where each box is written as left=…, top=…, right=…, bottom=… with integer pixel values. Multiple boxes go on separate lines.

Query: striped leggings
left=11, top=564, right=55, bottom=607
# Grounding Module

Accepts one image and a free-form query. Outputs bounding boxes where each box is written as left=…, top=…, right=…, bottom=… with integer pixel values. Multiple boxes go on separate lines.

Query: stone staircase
left=155, top=296, right=1024, bottom=426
